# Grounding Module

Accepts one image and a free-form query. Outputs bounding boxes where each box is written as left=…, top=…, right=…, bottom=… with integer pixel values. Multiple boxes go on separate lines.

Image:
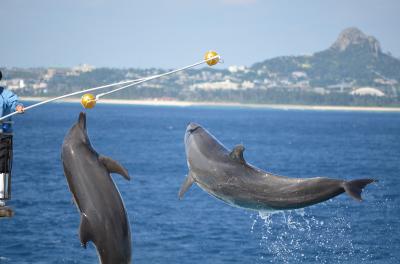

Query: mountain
left=252, top=27, right=400, bottom=94
left=2, top=27, right=400, bottom=106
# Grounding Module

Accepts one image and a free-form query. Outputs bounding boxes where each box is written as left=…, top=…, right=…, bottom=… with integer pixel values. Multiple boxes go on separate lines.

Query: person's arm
left=3, top=89, right=24, bottom=113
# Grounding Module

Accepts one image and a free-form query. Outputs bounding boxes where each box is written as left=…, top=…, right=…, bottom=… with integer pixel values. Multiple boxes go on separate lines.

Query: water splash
left=250, top=209, right=355, bottom=263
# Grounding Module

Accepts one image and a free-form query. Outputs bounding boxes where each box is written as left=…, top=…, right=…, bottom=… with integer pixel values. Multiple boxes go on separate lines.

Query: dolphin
left=179, top=123, right=375, bottom=211
left=61, top=112, right=131, bottom=264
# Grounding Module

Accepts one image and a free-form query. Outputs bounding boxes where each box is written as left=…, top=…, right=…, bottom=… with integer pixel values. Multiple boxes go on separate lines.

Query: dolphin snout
left=78, top=112, right=87, bottom=130
left=185, top=122, right=201, bottom=147
left=186, top=122, right=200, bottom=133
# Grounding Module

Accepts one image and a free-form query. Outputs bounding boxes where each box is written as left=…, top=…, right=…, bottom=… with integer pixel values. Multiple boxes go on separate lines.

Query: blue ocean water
left=0, top=103, right=399, bottom=263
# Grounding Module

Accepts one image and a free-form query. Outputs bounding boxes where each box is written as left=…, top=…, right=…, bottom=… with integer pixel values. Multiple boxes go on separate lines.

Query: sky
left=1, top=0, right=399, bottom=69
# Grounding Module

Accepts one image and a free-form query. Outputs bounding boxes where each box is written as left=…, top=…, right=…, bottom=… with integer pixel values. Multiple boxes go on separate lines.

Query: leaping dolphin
left=62, top=112, right=132, bottom=264
left=179, top=123, right=375, bottom=211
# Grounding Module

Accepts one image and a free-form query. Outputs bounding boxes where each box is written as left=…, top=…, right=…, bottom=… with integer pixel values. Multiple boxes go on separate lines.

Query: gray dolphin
left=62, top=112, right=131, bottom=264
left=179, top=123, right=375, bottom=211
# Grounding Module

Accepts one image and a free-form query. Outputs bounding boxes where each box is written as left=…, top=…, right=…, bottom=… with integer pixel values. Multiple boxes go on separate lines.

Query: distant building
left=291, top=71, right=307, bottom=79
left=313, top=87, right=329, bottom=94
left=67, top=64, right=95, bottom=76
left=351, top=87, right=385, bottom=97
left=32, top=82, right=48, bottom=89
left=374, top=78, right=397, bottom=85
left=241, top=81, right=255, bottom=89
left=73, top=64, right=95, bottom=73
left=301, top=63, right=312, bottom=69
left=2, top=79, right=25, bottom=90
left=228, top=65, right=247, bottom=73
left=328, top=82, right=354, bottom=92
left=43, top=69, right=56, bottom=80
left=191, top=80, right=239, bottom=90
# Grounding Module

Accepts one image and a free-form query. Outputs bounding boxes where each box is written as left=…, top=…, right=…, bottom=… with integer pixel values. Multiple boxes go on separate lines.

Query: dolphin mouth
left=187, top=126, right=200, bottom=134
left=185, top=123, right=203, bottom=148
left=185, top=123, right=199, bottom=147
left=186, top=122, right=200, bottom=134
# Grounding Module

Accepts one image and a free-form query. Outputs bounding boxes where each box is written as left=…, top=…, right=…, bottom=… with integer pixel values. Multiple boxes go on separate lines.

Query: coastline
left=20, top=96, right=400, bottom=112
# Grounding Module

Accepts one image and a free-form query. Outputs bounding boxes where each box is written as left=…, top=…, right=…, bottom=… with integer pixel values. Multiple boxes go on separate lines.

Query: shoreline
left=20, top=96, right=400, bottom=112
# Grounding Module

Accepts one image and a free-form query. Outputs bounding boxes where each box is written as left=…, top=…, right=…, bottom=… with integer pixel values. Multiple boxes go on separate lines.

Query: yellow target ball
left=81, top=93, right=96, bottom=109
left=204, top=50, right=219, bottom=66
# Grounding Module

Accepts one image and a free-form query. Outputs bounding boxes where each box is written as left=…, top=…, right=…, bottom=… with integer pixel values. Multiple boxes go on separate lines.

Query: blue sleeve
left=3, top=89, right=22, bottom=112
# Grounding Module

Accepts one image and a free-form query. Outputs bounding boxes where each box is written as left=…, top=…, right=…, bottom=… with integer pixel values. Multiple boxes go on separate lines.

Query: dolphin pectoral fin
left=343, top=179, right=375, bottom=201
left=229, top=144, right=246, bottom=164
left=99, top=155, right=130, bottom=181
left=178, top=172, right=195, bottom=199
left=79, top=213, right=92, bottom=249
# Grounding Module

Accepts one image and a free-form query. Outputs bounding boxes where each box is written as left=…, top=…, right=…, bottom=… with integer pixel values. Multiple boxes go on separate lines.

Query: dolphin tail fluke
left=79, top=213, right=92, bottom=249
left=343, top=179, right=375, bottom=201
left=99, top=155, right=130, bottom=180
left=179, top=171, right=195, bottom=199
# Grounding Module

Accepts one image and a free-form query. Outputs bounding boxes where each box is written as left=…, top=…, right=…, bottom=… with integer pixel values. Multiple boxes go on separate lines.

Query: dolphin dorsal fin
left=79, top=213, right=92, bottom=249
left=229, top=144, right=246, bottom=164
left=99, top=155, right=130, bottom=180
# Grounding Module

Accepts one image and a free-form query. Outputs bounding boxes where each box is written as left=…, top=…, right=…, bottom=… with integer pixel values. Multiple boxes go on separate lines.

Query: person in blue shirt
left=0, top=70, right=24, bottom=209
left=0, top=70, right=24, bottom=119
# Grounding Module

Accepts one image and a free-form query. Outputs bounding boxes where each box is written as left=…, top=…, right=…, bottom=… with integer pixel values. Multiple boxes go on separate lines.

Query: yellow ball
left=204, top=50, right=219, bottom=66
left=81, top=93, right=96, bottom=109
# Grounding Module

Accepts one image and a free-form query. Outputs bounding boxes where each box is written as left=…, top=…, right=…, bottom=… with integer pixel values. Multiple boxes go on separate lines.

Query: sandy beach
left=20, top=97, right=400, bottom=112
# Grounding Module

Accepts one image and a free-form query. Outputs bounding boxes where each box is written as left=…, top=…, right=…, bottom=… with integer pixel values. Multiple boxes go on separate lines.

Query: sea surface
left=0, top=103, right=399, bottom=263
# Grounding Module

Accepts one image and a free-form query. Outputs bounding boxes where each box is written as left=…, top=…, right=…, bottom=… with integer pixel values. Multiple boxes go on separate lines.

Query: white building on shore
left=0, top=79, right=25, bottom=90
left=351, top=87, right=385, bottom=97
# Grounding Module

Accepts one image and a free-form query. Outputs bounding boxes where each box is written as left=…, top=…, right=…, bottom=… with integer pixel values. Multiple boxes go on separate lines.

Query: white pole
left=96, top=55, right=220, bottom=99
left=0, top=173, right=5, bottom=207
left=0, top=54, right=220, bottom=121
left=0, top=77, right=146, bottom=121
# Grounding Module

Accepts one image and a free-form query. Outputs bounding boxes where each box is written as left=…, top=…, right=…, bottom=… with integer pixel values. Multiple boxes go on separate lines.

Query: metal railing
left=0, top=121, right=13, bottom=202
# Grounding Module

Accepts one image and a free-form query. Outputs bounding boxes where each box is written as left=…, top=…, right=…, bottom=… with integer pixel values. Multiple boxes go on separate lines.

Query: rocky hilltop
left=252, top=27, right=400, bottom=93
left=330, top=27, right=381, bottom=55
